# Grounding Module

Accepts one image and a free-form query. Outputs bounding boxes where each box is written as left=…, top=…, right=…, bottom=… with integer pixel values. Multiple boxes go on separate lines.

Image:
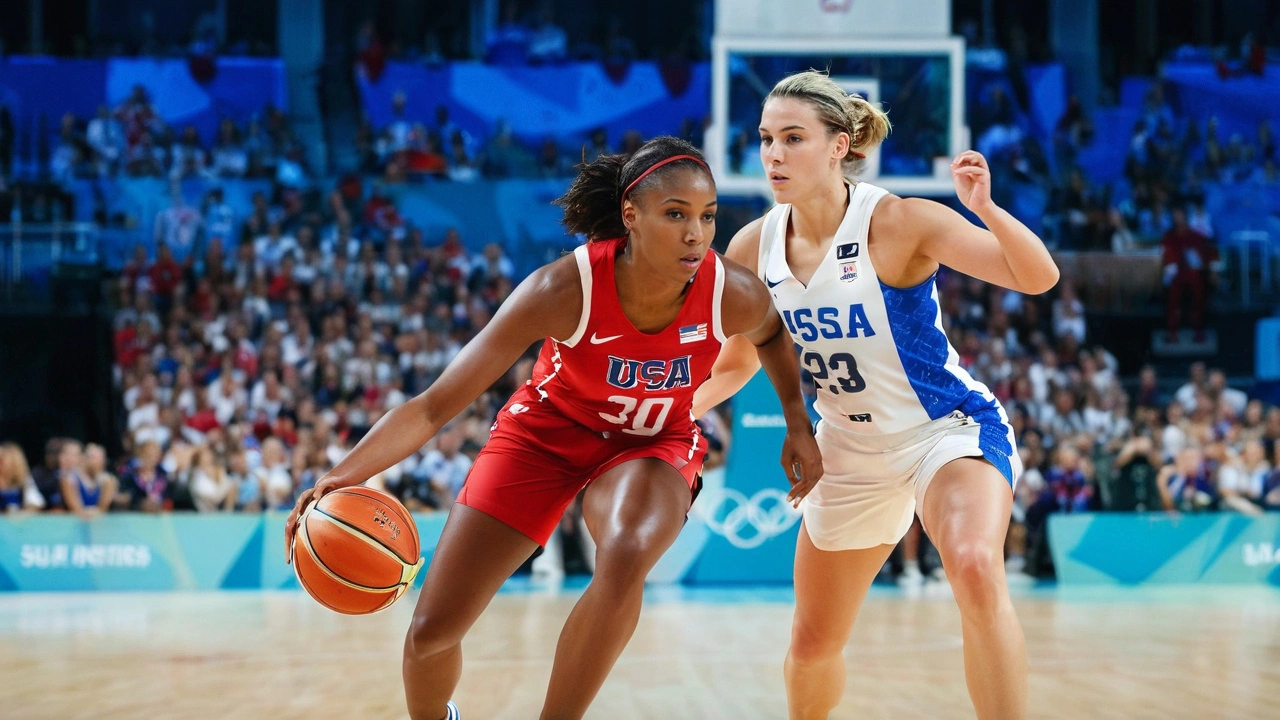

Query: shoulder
left=723, top=216, right=767, bottom=272
left=502, top=248, right=585, bottom=340
left=871, top=194, right=950, bottom=231
left=716, top=254, right=772, bottom=329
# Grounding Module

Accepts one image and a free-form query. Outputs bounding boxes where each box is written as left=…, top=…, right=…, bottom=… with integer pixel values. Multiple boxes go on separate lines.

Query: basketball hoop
left=820, top=0, right=854, bottom=13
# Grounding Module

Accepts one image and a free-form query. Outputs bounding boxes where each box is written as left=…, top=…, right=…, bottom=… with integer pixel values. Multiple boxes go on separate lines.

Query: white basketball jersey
left=758, top=182, right=1006, bottom=438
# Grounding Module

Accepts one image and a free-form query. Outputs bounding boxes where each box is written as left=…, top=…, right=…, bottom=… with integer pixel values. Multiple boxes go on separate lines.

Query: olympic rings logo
left=694, top=488, right=801, bottom=549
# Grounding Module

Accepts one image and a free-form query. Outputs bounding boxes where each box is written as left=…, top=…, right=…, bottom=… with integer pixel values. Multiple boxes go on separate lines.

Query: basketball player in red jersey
left=284, top=136, right=823, bottom=720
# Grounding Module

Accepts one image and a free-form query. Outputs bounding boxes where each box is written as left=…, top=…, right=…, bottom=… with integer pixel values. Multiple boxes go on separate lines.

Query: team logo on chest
left=836, top=242, right=859, bottom=283
left=607, top=355, right=693, bottom=390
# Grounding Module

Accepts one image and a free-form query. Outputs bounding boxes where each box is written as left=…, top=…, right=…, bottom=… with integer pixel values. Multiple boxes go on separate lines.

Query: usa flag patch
left=679, top=323, right=708, bottom=344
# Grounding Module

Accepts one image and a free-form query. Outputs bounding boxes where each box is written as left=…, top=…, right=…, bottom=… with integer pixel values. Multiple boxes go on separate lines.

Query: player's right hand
left=284, top=475, right=344, bottom=565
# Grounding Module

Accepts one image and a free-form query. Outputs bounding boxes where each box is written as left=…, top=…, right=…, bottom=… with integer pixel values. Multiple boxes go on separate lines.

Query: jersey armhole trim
left=558, top=245, right=592, bottom=347
left=711, top=255, right=728, bottom=343
left=756, top=208, right=778, bottom=281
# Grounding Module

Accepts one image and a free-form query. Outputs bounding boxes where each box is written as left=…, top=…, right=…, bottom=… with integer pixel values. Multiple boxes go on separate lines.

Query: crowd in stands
left=47, top=86, right=309, bottom=186
left=351, top=92, right=704, bottom=183
left=0, top=172, right=1272, bottom=581
left=2, top=32, right=1277, bottom=584
left=932, top=267, right=1279, bottom=576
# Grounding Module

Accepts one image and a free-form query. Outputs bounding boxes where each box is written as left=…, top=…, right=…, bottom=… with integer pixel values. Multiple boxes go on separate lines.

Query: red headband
left=621, top=154, right=709, bottom=205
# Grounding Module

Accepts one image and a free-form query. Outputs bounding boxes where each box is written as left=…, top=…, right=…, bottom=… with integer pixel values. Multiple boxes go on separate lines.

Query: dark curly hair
left=554, top=136, right=711, bottom=241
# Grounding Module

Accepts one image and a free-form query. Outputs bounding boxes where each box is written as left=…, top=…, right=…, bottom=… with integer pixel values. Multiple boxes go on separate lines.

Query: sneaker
left=898, top=562, right=924, bottom=587
left=446, top=700, right=460, bottom=720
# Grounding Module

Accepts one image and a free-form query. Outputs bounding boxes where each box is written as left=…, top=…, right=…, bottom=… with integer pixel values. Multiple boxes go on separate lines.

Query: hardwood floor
left=1, top=583, right=1277, bottom=719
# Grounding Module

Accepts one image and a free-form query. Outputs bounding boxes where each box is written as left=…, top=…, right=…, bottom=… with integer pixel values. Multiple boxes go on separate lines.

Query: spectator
left=211, top=119, right=248, bottom=177
left=1110, top=432, right=1163, bottom=511
left=119, top=439, right=171, bottom=512
left=170, top=125, right=209, bottom=180
left=0, top=443, right=42, bottom=512
left=256, top=437, right=294, bottom=510
left=1175, top=362, right=1207, bottom=412
left=222, top=450, right=260, bottom=512
left=147, top=243, right=185, bottom=318
left=155, top=186, right=204, bottom=267
left=191, top=445, right=237, bottom=512
left=413, top=423, right=472, bottom=508
left=1218, top=439, right=1269, bottom=515
left=31, top=438, right=67, bottom=512
left=1158, top=447, right=1218, bottom=512
left=86, top=105, right=126, bottom=176
left=1161, top=206, right=1217, bottom=341
left=80, top=444, right=119, bottom=514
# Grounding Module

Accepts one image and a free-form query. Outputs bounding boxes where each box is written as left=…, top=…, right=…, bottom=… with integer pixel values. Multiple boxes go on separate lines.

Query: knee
left=404, top=609, right=463, bottom=661
left=788, top=618, right=847, bottom=666
left=592, top=533, right=666, bottom=590
left=942, top=542, right=1007, bottom=616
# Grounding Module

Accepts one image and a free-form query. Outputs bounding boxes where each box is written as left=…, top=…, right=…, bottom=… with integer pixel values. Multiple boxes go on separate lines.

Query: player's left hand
left=781, top=426, right=824, bottom=508
left=951, top=150, right=994, bottom=213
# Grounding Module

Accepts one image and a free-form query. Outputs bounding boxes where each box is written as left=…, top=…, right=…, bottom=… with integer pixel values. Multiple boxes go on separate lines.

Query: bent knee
left=942, top=543, right=1007, bottom=612
left=404, top=611, right=465, bottom=660
left=593, top=533, right=672, bottom=581
left=789, top=619, right=849, bottom=665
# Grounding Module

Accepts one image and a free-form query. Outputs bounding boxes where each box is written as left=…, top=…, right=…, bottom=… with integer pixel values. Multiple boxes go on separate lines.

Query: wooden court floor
left=1, top=582, right=1277, bottom=719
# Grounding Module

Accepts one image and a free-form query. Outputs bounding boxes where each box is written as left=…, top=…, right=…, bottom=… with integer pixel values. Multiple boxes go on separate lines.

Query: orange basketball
left=292, top=485, right=425, bottom=615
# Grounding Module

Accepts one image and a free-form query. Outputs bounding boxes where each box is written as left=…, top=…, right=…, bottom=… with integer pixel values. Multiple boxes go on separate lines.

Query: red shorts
left=456, top=394, right=706, bottom=545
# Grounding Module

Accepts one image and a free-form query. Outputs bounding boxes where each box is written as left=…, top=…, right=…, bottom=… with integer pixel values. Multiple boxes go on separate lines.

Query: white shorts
left=802, top=410, right=1022, bottom=552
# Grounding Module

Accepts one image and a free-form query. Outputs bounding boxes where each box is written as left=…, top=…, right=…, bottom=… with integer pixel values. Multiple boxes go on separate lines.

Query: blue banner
left=684, top=371, right=801, bottom=584
left=1049, top=513, right=1280, bottom=585
left=358, top=61, right=709, bottom=147
left=85, top=178, right=577, bottom=276
left=0, top=511, right=450, bottom=592
left=1259, top=319, right=1280, bottom=382
left=0, top=56, right=287, bottom=146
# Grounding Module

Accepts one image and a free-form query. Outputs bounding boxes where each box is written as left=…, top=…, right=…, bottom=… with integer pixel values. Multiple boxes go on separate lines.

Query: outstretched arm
left=284, top=258, right=581, bottom=561
left=716, top=255, right=823, bottom=505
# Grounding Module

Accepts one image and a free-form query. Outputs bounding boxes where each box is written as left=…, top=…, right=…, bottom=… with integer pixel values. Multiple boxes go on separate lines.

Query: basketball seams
left=294, top=520, right=401, bottom=615
left=293, top=486, right=423, bottom=615
left=299, top=514, right=404, bottom=591
left=328, top=487, right=421, bottom=551
left=310, top=507, right=418, bottom=567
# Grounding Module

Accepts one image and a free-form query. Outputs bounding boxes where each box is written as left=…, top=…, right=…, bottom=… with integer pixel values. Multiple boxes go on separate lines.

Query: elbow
left=1021, top=263, right=1061, bottom=296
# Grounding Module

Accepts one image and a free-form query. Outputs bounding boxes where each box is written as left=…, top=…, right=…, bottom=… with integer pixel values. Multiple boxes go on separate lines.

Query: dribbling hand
left=951, top=150, right=994, bottom=213
left=781, top=426, right=824, bottom=508
left=284, top=474, right=345, bottom=564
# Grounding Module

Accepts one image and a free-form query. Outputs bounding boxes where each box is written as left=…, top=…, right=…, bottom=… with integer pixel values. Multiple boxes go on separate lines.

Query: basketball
left=292, top=485, right=425, bottom=615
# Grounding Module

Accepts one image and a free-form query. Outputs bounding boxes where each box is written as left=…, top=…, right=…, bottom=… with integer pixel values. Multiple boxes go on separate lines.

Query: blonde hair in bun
left=766, top=69, right=892, bottom=178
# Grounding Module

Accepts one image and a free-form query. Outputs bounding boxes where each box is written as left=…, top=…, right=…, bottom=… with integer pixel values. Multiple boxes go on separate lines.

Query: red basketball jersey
left=520, top=237, right=727, bottom=437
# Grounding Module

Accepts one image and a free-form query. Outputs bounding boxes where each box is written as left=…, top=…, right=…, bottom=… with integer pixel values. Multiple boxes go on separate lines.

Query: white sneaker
left=898, top=563, right=924, bottom=587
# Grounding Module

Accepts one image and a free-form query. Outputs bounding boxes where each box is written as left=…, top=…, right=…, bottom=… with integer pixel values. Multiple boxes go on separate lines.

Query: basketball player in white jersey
left=694, top=71, right=1059, bottom=719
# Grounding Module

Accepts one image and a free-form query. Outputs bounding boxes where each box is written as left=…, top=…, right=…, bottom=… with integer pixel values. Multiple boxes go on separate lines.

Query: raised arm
left=893, top=151, right=1060, bottom=295
left=692, top=217, right=766, bottom=419
left=284, top=256, right=582, bottom=561
left=714, top=254, right=823, bottom=505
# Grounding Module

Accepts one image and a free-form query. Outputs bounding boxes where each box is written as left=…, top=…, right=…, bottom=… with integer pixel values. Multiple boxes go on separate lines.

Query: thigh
left=581, top=457, right=691, bottom=555
left=409, top=504, right=539, bottom=638
left=792, top=523, right=896, bottom=643
left=457, top=415, right=603, bottom=546
left=803, top=424, right=917, bottom=551
left=919, top=457, right=1014, bottom=553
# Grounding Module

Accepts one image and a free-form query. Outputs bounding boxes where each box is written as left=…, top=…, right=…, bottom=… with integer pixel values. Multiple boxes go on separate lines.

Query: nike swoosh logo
left=765, top=276, right=786, bottom=288
left=589, top=333, right=624, bottom=345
